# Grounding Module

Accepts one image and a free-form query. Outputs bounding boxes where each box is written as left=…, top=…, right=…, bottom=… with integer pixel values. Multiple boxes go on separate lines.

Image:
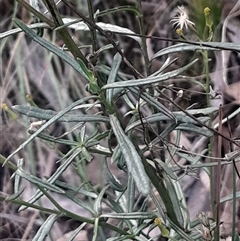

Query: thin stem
left=61, top=0, right=143, bottom=79
left=216, top=105, right=223, bottom=239
left=105, top=31, right=240, bottom=53
left=228, top=122, right=237, bottom=238
left=135, top=0, right=150, bottom=76
left=87, top=0, right=98, bottom=54
left=159, top=91, right=238, bottom=146
left=16, top=0, right=54, bottom=27
left=1, top=192, right=129, bottom=235
left=204, top=51, right=211, bottom=110
left=232, top=155, right=237, bottom=238
left=0, top=195, right=61, bottom=214
left=135, top=0, right=162, bottom=162
left=42, top=0, right=88, bottom=65
left=203, top=49, right=215, bottom=226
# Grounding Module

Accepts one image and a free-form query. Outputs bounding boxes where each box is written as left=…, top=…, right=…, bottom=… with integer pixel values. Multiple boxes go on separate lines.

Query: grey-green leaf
left=14, top=19, right=90, bottom=81
left=12, top=105, right=109, bottom=123
left=109, top=114, right=150, bottom=194
left=4, top=97, right=94, bottom=165
left=103, top=161, right=126, bottom=192
left=151, top=42, right=240, bottom=60
left=16, top=167, right=64, bottom=193
left=126, top=112, right=209, bottom=132
left=106, top=52, right=122, bottom=103
left=93, top=185, right=109, bottom=215
left=33, top=214, right=60, bottom=241
left=102, top=59, right=198, bottom=89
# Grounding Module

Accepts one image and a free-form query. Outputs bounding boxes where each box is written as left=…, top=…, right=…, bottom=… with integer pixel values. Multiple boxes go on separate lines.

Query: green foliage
left=1, top=0, right=239, bottom=240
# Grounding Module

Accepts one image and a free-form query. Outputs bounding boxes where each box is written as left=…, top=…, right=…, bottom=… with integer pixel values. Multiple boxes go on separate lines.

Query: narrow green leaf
left=111, top=144, right=122, bottom=163
left=62, top=18, right=142, bottom=44
left=93, top=185, right=109, bottom=215
left=33, top=214, right=60, bottom=241
left=151, top=43, right=215, bottom=60
left=102, top=59, right=198, bottom=89
left=13, top=19, right=90, bottom=80
left=100, top=211, right=156, bottom=219
left=81, top=147, right=93, bottom=162
left=103, top=161, right=126, bottom=192
left=151, top=42, right=240, bottom=60
left=126, top=175, right=135, bottom=213
left=12, top=105, right=109, bottom=123
left=126, top=113, right=209, bottom=132
left=106, top=52, right=122, bottom=103
left=150, top=57, right=178, bottom=76
left=14, top=159, right=24, bottom=194
left=0, top=22, right=51, bottom=40
left=5, top=186, right=25, bottom=201
left=4, top=97, right=94, bottom=165
left=157, top=160, right=178, bottom=180
left=185, top=106, right=219, bottom=115
left=109, top=114, right=150, bottom=194
left=77, top=58, right=95, bottom=82
left=16, top=167, right=64, bottom=193
left=137, top=196, right=149, bottom=226
left=19, top=148, right=82, bottom=211
left=176, top=124, right=213, bottom=137
left=66, top=222, right=87, bottom=241
left=28, top=130, right=77, bottom=146
left=162, top=173, right=184, bottom=226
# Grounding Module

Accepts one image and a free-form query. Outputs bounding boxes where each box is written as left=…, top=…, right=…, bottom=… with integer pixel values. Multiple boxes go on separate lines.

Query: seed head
left=170, top=6, right=195, bottom=30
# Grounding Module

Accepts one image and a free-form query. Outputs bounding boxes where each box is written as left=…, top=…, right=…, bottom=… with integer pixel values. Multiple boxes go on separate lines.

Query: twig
left=61, top=0, right=143, bottom=79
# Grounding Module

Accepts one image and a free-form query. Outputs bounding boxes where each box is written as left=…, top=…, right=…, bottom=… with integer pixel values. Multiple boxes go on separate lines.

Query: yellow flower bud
left=176, top=28, right=183, bottom=35
left=204, top=7, right=213, bottom=29
left=204, top=7, right=211, bottom=16
left=154, top=218, right=170, bottom=238
left=1, top=103, right=18, bottom=120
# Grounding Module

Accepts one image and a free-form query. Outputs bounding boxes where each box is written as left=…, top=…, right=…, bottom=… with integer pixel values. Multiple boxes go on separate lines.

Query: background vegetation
left=1, top=0, right=240, bottom=240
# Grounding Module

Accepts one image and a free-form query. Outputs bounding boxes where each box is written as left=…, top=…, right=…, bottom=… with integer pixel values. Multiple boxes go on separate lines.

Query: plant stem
left=16, top=0, right=54, bottom=27
left=87, top=0, right=98, bottom=54
left=232, top=154, right=237, bottom=238
left=135, top=0, right=150, bottom=76
left=61, top=0, right=143, bottom=79
left=204, top=49, right=218, bottom=239
left=42, top=0, right=88, bottom=65
left=216, top=105, right=223, bottom=239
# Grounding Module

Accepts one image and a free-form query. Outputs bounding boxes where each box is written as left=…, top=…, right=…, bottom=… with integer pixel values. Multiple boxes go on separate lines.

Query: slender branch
left=135, top=0, right=150, bottom=76
left=215, top=105, right=223, bottom=239
left=16, top=0, right=54, bottom=27
left=61, top=0, right=143, bottom=79
left=160, top=91, right=240, bottom=147
left=87, top=0, right=98, bottom=53
left=42, top=0, right=88, bottom=65
left=108, top=31, right=240, bottom=53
